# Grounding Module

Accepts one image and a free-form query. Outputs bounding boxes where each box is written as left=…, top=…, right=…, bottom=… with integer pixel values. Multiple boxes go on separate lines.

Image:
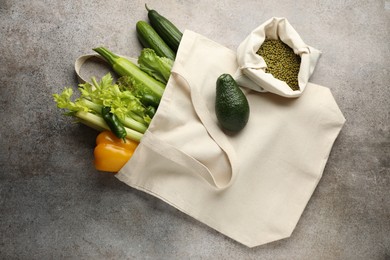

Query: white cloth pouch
left=235, top=17, right=322, bottom=98
left=114, top=30, right=345, bottom=247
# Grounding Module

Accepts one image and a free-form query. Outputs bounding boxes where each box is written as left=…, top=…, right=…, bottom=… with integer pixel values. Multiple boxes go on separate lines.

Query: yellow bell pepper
left=94, top=131, right=138, bottom=173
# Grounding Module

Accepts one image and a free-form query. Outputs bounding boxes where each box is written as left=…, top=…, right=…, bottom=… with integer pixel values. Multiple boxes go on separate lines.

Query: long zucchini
left=93, top=46, right=165, bottom=99
left=136, top=20, right=176, bottom=60
left=145, top=4, right=183, bottom=53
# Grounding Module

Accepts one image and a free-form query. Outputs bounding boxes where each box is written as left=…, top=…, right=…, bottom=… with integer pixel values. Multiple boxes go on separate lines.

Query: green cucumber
left=145, top=4, right=183, bottom=53
left=136, top=20, right=176, bottom=60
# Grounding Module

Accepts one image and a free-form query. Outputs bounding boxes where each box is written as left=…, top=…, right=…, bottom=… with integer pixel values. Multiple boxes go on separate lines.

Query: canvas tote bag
left=235, top=17, right=322, bottom=98
left=111, top=30, right=346, bottom=247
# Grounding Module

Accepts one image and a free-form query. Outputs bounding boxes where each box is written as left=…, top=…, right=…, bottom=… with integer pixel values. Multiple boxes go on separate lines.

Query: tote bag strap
left=140, top=128, right=235, bottom=190
left=167, top=63, right=239, bottom=190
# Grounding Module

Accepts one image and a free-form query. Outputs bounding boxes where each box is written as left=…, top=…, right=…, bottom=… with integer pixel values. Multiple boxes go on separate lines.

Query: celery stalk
left=81, top=99, right=147, bottom=133
left=75, top=111, right=143, bottom=142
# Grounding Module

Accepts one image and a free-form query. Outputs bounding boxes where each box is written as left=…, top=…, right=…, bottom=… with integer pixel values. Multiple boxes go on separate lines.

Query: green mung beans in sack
left=257, top=38, right=301, bottom=91
left=235, top=17, right=321, bottom=98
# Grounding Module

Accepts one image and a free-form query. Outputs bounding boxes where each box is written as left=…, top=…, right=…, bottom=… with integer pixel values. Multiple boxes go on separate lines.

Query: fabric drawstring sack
left=75, top=30, right=345, bottom=247
left=235, top=17, right=322, bottom=98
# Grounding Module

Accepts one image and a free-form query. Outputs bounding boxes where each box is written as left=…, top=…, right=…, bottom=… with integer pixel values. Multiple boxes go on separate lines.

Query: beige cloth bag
left=115, top=30, right=345, bottom=247
left=235, top=17, right=322, bottom=98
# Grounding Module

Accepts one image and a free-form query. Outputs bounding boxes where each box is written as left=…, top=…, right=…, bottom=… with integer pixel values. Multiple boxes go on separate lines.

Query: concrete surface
left=0, top=0, right=389, bottom=259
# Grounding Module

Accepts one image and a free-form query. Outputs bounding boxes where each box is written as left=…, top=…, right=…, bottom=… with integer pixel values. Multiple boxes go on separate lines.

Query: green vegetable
left=138, top=48, right=173, bottom=84
left=145, top=4, right=183, bottom=53
left=117, top=75, right=162, bottom=109
left=145, top=106, right=156, bottom=119
left=101, top=106, right=127, bottom=141
left=257, top=38, right=301, bottom=91
left=215, top=74, right=250, bottom=132
left=53, top=73, right=149, bottom=142
left=76, top=111, right=143, bottom=142
left=139, top=93, right=160, bottom=108
left=93, top=46, right=165, bottom=108
left=136, top=20, right=176, bottom=60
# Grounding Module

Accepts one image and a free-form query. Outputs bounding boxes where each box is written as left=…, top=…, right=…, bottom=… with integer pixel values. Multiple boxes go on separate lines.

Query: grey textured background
left=1, top=0, right=389, bottom=259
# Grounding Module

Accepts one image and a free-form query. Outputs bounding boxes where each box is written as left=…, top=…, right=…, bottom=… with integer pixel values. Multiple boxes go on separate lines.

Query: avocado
left=215, top=73, right=250, bottom=132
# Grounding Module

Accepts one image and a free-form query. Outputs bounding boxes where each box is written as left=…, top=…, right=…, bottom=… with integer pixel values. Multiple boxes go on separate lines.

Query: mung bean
left=257, top=38, right=301, bottom=91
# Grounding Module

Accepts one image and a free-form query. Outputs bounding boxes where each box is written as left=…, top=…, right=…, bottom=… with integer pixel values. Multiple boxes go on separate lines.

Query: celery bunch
left=53, top=73, right=149, bottom=142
